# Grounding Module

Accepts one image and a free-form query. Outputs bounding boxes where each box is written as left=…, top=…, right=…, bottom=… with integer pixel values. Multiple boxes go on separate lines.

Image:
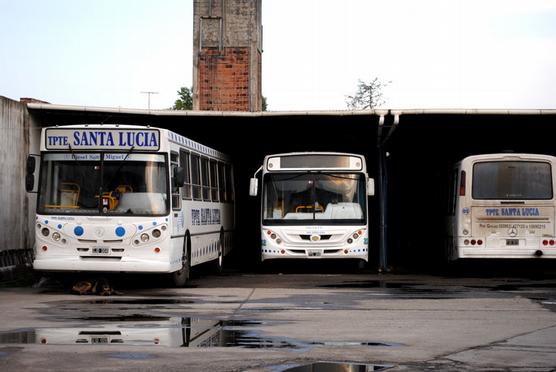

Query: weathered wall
left=0, top=96, right=38, bottom=268
left=193, top=0, right=263, bottom=111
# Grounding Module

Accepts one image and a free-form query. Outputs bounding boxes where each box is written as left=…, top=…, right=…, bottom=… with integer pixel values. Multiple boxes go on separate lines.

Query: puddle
left=107, top=352, right=156, bottom=360
left=0, top=318, right=296, bottom=348
left=319, top=281, right=409, bottom=289
left=85, top=298, right=194, bottom=305
left=76, top=315, right=170, bottom=322
left=281, top=362, right=393, bottom=371
left=312, top=341, right=404, bottom=347
left=0, top=318, right=403, bottom=350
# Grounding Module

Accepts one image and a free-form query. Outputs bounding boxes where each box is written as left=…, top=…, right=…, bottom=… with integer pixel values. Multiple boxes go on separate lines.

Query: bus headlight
left=140, top=233, right=150, bottom=243
left=41, top=228, right=50, bottom=237
left=52, top=232, right=61, bottom=241
left=152, top=229, right=161, bottom=238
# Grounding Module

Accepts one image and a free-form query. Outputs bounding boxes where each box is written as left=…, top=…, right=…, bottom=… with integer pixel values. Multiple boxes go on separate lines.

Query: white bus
left=446, top=153, right=556, bottom=260
left=27, top=125, right=234, bottom=286
left=249, top=152, right=374, bottom=262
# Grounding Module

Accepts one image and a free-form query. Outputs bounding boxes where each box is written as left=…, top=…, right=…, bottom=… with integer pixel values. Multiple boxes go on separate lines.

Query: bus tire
left=213, top=230, right=224, bottom=274
left=172, top=234, right=191, bottom=287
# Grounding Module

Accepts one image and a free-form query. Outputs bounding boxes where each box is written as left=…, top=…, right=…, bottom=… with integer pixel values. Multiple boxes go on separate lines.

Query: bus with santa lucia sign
left=249, top=152, right=375, bottom=262
left=27, top=124, right=234, bottom=286
left=446, top=153, right=556, bottom=260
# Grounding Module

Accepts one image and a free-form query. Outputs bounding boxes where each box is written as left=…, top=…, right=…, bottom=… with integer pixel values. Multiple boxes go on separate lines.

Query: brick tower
left=193, top=0, right=263, bottom=112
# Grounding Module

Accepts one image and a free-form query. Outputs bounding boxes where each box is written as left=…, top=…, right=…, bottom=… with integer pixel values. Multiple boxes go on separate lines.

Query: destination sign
left=45, top=128, right=160, bottom=150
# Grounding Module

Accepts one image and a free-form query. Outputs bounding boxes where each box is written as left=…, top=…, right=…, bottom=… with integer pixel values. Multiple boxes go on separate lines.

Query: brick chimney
left=193, top=0, right=262, bottom=112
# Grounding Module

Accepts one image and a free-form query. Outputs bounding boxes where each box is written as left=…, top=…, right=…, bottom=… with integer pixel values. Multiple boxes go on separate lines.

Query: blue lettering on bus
left=67, top=131, right=158, bottom=148
left=485, top=208, right=540, bottom=217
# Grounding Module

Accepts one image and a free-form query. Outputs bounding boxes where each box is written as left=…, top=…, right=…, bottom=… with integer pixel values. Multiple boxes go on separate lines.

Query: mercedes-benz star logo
left=508, top=227, right=518, bottom=237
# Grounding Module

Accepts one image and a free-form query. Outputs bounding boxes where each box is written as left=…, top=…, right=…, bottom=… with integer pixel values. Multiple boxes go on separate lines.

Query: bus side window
left=201, top=157, right=210, bottom=201
left=171, top=152, right=181, bottom=210
left=210, top=159, right=219, bottom=202
left=218, top=162, right=226, bottom=202
left=180, top=149, right=192, bottom=200
left=191, top=154, right=201, bottom=200
left=225, top=163, right=234, bottom=202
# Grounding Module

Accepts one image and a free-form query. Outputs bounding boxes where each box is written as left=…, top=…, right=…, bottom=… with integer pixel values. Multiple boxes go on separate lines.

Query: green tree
left=173, top=87, right=193, bottom=110
left=262, top=96, right=267, bottom=111
left=346, top=78, right=389, bottom=110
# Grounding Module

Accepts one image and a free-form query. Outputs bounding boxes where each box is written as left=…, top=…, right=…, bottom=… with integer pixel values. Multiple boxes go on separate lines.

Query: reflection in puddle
left=86, top=299, right=194, bottom=305
left=282, top=362, right=393, bottom=371
left=0, top=318, right=297, bottom=348
left=0, top=318, right=402, bottom=350
left=107, top=352, right=157, bottom=360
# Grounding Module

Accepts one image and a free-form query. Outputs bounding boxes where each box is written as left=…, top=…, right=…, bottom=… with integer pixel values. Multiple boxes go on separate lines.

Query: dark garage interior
left=28, top=106, right=556, bottom=271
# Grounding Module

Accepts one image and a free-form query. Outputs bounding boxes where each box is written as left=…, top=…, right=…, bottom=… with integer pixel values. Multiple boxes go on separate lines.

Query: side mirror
left=25, top=155, right=38, bottom=192
left=173, top=167, right=186, bottom=187
left=249, top=178, right=258, bottom=197
left=26, top=156, right=36, bottom=174
left=25, top=174, right=35, bottom=192
left=367, top=178, right=375, bottom=196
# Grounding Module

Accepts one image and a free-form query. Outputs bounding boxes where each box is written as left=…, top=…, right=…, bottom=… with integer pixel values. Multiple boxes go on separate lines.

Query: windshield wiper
left=67, top=144, right=77, bottom=160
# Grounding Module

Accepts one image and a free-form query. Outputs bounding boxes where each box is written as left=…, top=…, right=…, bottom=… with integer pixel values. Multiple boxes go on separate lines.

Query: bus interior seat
left=59, top=182, right=80, bottom=207
left=115, top=192, right=166, bottom=214
left=316, top=202, right=363, bottom=219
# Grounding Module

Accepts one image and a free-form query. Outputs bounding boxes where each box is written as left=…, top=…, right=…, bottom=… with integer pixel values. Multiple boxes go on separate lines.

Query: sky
left=1, top=0, right=555, bottom=111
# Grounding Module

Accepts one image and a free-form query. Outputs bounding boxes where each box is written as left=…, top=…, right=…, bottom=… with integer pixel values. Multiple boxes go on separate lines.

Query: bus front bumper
left=33, top=257, right=179, bottom=273
left=262, top=246, right=368, bottom=261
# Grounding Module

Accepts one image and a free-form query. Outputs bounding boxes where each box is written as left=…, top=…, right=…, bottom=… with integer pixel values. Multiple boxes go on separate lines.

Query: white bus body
left=250, top=152, right=374, bottom=261
left=31, top=125, right=234, bottom=285
left=446, top=153, right=556, bottom=260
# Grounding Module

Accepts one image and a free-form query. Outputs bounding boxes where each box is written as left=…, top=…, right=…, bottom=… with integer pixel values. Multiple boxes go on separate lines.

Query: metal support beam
left=377, top=145, right=388, bottom=272
left=376, top=112, right=400, bottom=273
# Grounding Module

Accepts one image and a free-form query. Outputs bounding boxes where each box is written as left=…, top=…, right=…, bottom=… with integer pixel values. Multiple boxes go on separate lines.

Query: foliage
left=346, top=78, right=388, bottom=110
left=262, top=96, right=267, bottom=111
left=173, top=87, right=193, bottom=110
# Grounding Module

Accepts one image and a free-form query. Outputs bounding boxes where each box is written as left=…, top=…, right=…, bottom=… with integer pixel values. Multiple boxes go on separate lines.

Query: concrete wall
left=193, top=0, right=263, bottom=111
left=0, top=96, right=39, bottom=269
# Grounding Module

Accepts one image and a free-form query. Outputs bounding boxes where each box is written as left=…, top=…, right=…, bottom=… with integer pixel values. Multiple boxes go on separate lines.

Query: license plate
left=92, top=247, right=109, bottom=254
left=91, top=337, right=109, bottom=344
left=307, top=249, right=321, bottom=257
left=506, top=239, right=519, bottom=246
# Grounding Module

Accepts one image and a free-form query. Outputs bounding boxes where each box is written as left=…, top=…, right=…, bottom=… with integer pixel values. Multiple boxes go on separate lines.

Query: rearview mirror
left=25, top=174, right=35, bottom=193
left=367, top=178, right=375, bottom=196
left=249, top=178, right=258, bottom=197
left=25, top=155, right=38, bottom=192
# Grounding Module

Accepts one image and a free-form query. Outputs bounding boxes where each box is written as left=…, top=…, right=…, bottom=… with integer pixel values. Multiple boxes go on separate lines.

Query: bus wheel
left=214, top=231, right=224, bottom=274
left=172, top=236, right=190, bottom=287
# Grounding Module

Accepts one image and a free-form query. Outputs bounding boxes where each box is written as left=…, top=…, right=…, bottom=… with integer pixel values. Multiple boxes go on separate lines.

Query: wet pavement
left=1, top=265, right=556, bottom=371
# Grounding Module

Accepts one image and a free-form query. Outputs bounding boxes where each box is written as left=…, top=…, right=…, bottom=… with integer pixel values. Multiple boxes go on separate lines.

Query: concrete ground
left=0, top=263, right=556, bottom=371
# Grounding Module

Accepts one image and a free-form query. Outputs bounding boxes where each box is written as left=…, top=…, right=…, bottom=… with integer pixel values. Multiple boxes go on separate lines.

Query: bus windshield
left=472, top=161, right=553, bottom=200
left=38, top=153, right=169, bottom=215
left=263, top=173, right=366, bottom=225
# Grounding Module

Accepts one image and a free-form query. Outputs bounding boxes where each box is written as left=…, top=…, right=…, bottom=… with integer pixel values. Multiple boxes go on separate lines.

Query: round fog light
left=152, top=229, right=161, bottom=238
left=347, top=238, right=353, bottom=244
left=140, top=233, right=150, bottom=243
left=41, top=228, right=50, bottom=237
left=52, top=232, right=61, bottom=241
left=276, top=238, right=282, bottom=244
